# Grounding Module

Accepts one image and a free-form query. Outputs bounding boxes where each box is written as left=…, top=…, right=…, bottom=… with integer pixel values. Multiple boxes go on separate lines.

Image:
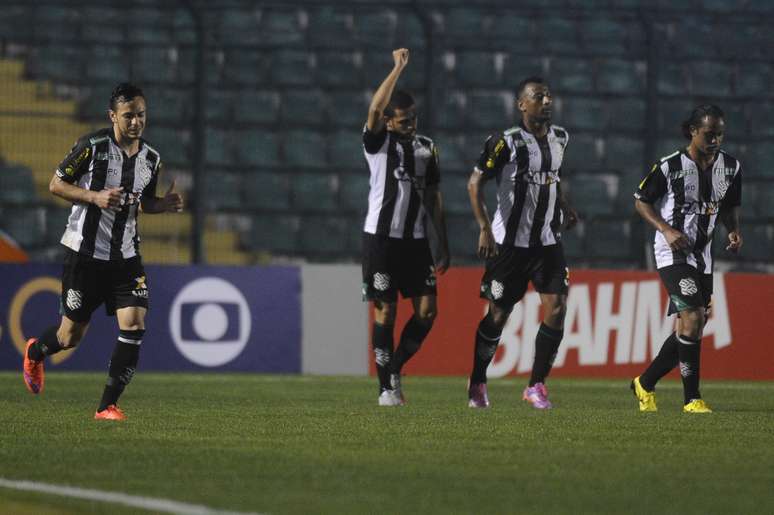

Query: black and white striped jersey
left=634, top=148, right=742, bottom=273
left=362, top=126, right=440, bottom=239
left=55, top=128, right=161, bottom=261
left=475, top=124, right=569, bottom=248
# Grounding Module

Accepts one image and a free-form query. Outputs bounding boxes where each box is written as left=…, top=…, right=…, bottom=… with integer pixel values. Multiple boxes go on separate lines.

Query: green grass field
left=1, top=372, right=773, bottom=515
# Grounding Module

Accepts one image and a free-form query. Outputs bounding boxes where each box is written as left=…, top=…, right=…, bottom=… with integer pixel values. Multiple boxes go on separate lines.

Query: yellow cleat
left=630, top=376, right=657, bottom=412
left=683, top=399, right=712, bottom=413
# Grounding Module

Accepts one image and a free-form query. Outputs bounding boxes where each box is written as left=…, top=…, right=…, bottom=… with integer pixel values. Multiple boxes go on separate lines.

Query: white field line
left=0, top=478, right=264, bottom=515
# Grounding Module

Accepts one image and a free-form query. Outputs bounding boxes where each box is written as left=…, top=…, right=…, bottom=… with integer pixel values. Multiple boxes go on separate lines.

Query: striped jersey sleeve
left=475, top=134, right=510, bottom=179
left=634, top=162, right=668, bottom=203
left=55, top=136, right=93, bottom=183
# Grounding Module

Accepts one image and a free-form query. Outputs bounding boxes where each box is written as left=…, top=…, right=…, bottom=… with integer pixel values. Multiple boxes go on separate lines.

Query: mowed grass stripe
left=1, top=372, right=772, bottom=515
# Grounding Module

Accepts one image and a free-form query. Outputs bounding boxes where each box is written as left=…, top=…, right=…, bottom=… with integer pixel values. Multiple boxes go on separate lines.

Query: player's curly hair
left=681, top=104, right=724, bottom=139
left=110, top=82, right=145, bottom=110
left=384, top=90, right=415, bottom=118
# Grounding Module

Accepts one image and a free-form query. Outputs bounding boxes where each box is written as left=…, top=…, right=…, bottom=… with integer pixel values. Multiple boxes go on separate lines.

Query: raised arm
left=367, top=48, right=409, bottom=133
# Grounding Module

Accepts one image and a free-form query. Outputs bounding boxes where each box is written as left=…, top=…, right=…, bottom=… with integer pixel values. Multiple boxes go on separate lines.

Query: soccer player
left=22, top=83, right=183, bottom=420
left=362, top=48, right=450, bottom=406
left=466, top=77, right=578, bottom=409
left=631, top=104, right=742, bottom=414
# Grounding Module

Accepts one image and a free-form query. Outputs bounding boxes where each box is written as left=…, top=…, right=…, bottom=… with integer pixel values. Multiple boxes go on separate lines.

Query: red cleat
left=23, top=338, right=44, bottom=394
left=94, top=405, right=126, bottom=421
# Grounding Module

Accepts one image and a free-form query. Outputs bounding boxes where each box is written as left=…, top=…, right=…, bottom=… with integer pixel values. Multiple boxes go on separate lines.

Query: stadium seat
left=550, top=58, right=594, bottom=94
left=0, top=207, right=46, bottom=249
left=433, top=92, right=466, bottom=130
left=670, top=19, right=715, bottom=58
left=560, top=224, right=584, bottom=260
left=145, top=127, right=189, bottom=167
left=291, top=173, right=338, bottom=211
left=689, top=61, right=732, bottom=97
left=223, top=50, right=270, bottom=86
left=204, top=171, right=242, bottom=211
left=455, top=51, right=501, bottom=88
left=132, top=47, right=176, bottom=84
left=204, top=129, right=234, bottom=167
left=561, top=134, right=603, bottom=172
left=488, top=15, right=533, bottom=50
left=126, top=24, right=172, bottom=45
left=85, top=46, right=129, bottom=83
left=747, top=143, right=774, bottom=177
left=655, top=138, right=687, bottom=161
left=504, top=54, right=545, bottom=81
left=445, top=215, right=478, bottom=260
left=362, top=51, right=425, bottom=90
left=738, top=224, right=774, bottom=262
left=307, top=8, right=354, bottom=48
left=317, top=51, right=361, bottom=87
left=244, top=215, right=299, bottom=254
left=748, top=180, right=774, bottom=218
left=242, top=172, right=291, bottom=210
left=560, top=98, right=606, bottom=130
left=178, top=50, right=222, bottom=85
left=237, top=130, right=279, bottom=168
left=217, top=9, right=261, bottom=45
left=581, top=17, right=628, bottom=55
left=298, top=216, right=350, bottom=256
left=261, top=9, right=304, bottom=46
left=537, top=17, right=580, bottom=53
left=467, top=92, right=509, bottom=130
left=283, top=131, right=327, bottom=168
left=749, top=103, right=774, bottom=138
left=441, top=9, right=486, bottom=40
left=329, top=130, right=365, bottom=169
left=0, top=6, right=29, bottom=42
left=272, top=51, right=314, bottom=87
left=30, top=46, right=82, bottom=82
left=338, top=173, right=369, bottom=213
left=567, top=175, right=616, bottom=217
left=608, top=97, right=646, bottom=131
left=440, top=174, right=471, bottom=215
left=596, top=59, right=643, bottom=94
left=656, top=62, right=688, bottom=95
left=0, top=164, right=36, bottom=203
left=605, top=136, right=645, bottom=172
left=280, top=90, right=326, bottom=126
left=585, top=219, right=631, bottom=258
left=234, top=91, right=280, bottom=125
left=205, top=90, right=234, bottom=124
left=434, top=133, right=471, bottom=174
left=172, top=8, right=196, bottom=44
left=353, top=11, right=397, bottom=48
left=328, top=91, right=369, bottom=128
left=393, top=13, right=427, bottom=51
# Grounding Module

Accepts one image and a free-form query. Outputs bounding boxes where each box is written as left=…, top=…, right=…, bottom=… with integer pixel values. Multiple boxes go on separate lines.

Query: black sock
left=529, top=323, right=564, bottom=386
left=28, top=326, right=63, bottom=361
left=372, top=322, right=394, bottom=392
left=677, top=334, right=702, bottom=404
left=470, top=314, right=502, bottom=384
left=639, top=332, right=679, bottom=391
left=98, top=331, right=142, bottom=412
left=393, top=316, right=432, bottom=374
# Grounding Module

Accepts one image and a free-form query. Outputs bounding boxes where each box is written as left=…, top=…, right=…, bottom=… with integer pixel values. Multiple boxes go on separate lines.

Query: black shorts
left=658, top=264, right=712, bottom=316
left=60, top=249, right=149, bottom=323
left=362, top=233, right=436, bottom=302
left=480, top=243, right=569, bottom=307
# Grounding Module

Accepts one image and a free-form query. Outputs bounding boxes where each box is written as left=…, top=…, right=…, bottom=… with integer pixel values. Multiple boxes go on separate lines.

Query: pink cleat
left=523, top=382, right=552, bottom=409
left=467, top=381, right=490, bottom=408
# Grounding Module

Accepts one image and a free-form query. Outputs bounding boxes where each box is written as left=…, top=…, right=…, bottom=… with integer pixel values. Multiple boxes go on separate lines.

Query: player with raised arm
left=466, top=77, right=578, bottom=409
left=361, top=48, right=450, bottom=406
left=631, top=104, right=742, bottom=414
left=22, top=83, right=183, bottom=420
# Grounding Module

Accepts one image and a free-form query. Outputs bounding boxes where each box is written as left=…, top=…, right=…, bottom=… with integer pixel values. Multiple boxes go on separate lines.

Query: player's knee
left=415, top=308, right=436, bottom=326
left=488, top=305, right=511, bottom=329
left=679, top=309, right=704, bottom=338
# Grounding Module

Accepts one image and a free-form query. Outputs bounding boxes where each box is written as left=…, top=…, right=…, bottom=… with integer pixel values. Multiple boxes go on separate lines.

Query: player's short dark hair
left=109, top=82, right=145, bottom=110
left=681, top=104, right=725, bottom=139
left=384, top=90, right=415, bottom=118
left=516, top=76, right=546, bottom=99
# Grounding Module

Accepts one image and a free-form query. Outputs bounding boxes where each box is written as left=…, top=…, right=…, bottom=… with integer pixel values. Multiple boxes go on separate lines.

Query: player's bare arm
left=634, top=198, right=690, bottom=251
left=367, top=48, right=409, bottom=133
left=426, top=185, right=450, bottom=274
left=468, top=169, right=497, bottom=258
left=141, top=179, right=184, bottom=214
left=50, top=175, right=123, bottom=211
left=557, top=183, right=579, bottom=230
left=720, top=205, right=743, bottom=253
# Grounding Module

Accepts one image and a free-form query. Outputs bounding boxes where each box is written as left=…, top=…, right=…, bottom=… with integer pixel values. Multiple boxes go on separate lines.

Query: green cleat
left=630, top=376, right=657, bottom=412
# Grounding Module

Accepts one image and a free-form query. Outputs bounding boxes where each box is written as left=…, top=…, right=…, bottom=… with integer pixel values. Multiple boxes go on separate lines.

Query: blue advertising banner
left=0, top=264, right=301, bottom=372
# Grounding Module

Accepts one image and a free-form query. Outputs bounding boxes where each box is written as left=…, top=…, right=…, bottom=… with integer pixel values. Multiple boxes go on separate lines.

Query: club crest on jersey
left=136, top=158, right=153, bottom=186
left=66, top=289, right=83, bottom=311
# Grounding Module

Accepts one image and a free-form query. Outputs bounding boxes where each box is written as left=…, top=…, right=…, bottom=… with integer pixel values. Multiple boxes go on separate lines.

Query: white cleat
left=390, top=373, right=406, bottom=405
left=378, top=389, right=403, bottom=406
